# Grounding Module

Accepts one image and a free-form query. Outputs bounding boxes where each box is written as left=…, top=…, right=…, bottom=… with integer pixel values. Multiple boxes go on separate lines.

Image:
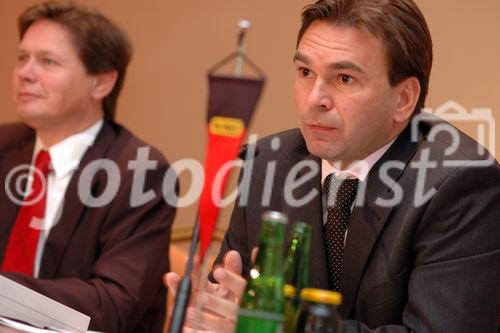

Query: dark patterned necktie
left=323, top=173, right=359, bottom=291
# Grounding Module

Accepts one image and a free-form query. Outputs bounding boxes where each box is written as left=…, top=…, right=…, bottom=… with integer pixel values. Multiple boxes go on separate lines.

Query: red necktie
left=2, top=150, right=51, bottom=276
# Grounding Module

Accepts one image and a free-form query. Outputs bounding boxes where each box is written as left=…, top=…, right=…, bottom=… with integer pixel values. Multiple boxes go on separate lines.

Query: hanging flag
left=199, top=72, right=264, bottom=260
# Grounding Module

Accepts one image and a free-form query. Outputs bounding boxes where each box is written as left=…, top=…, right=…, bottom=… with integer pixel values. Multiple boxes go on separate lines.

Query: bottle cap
left=292, top=221, right=311, bottom=233
left=283, top=284, right=296, bottom=298
left=300, top=288, right=342, bottom=305
left=262, top=211, right=288, bottom=224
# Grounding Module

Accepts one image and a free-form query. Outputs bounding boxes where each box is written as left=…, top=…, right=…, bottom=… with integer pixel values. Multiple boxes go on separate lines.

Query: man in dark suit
left=166, top=0, right=499, bottom=332
left=0, top=2, right=176, bottom=332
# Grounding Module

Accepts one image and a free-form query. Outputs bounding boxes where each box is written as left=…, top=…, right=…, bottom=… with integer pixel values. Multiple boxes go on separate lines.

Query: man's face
left=12, top=20, right=97, bottom=131
left=294, top=21, right=402, bottom=166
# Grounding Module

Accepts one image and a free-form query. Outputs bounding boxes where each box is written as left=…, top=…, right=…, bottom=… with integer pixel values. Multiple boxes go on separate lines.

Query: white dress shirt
left=32, top=119, right=103, bottom=277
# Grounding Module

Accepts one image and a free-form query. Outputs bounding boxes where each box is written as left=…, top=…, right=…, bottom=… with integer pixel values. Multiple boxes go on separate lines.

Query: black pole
left=168, top=216, right=199, bottom=333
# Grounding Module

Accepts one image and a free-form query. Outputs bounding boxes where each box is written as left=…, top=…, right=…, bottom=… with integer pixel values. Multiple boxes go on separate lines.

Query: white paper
left=0, top=276, right=90, bottom=333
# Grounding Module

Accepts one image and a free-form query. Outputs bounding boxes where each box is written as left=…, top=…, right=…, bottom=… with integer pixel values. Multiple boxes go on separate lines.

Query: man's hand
left=164, top=250, right=247, bottom=332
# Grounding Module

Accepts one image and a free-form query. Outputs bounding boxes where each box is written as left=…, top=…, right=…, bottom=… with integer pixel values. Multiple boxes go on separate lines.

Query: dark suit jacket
left=216, top=119, right=500, bottom=332
left=0, top=122, right=176, bottom=333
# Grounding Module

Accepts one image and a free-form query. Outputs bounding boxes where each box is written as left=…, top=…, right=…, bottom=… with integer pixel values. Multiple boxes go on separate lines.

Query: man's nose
left=16, top=59, right=37, bottom=82
left=307, top=79, right=333, bottom=111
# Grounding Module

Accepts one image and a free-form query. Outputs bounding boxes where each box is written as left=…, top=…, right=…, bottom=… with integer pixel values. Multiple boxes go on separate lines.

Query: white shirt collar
left=34, top=119, right=104, bottom=179
left=321, top=138, right=396, bottom=183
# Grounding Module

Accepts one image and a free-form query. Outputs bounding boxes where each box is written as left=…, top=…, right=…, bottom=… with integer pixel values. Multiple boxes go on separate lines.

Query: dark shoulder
left=420, top=118, right=497, bottom=164
left=104, top=122, right=170, bottom=167
left=255, top=128, right=308, bottom=161
left=0, top=122, right=35, bottom=152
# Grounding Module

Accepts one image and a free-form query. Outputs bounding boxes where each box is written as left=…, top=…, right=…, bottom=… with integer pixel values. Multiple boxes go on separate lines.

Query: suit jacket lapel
left=0, top=127, right=35, bottom=263
left=340, top=123, right=423, bottom=318
left=40, top=122, right=117, bottom=278
left=281, top=148, right=330, bottom=290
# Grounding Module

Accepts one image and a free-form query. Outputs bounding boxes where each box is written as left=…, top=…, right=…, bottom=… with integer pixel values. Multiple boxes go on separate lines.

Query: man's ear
left=393, top=77, right=420, bottom=124
left=91, top=70, right=118, bottom=100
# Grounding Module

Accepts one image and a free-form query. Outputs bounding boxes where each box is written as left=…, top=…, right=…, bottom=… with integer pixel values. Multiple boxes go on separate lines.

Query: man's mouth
left=17, top=92, right=42, bottom=101
left=306, top=123, right=337, bottom=131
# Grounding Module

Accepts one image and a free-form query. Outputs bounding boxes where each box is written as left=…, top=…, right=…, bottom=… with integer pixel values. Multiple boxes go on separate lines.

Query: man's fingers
left=182, top=327, right=214, bottom=333
left=164, top=272, right=180, bottom=297
left=251, top=247, right=258, bottom=264
left=165, top=271, right=200, bottom=307
left=185, top=307, right=236, bottom=332
left=223, top=250, right=243, bottom=275
left=190, top=257, right=202, bottom=294
left=166, top=255, right=202, bottom=296
left=199, top=291, right=240, bottom=321
left=171, top=251, right=245, bottom=333
left=213, top=267, right=247, bottom=300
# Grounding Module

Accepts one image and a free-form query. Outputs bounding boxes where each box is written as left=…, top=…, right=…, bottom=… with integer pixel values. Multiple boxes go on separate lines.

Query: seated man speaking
left=0, top=1, right=176, bottom=332
left=166, top=0, right=500, bottom=332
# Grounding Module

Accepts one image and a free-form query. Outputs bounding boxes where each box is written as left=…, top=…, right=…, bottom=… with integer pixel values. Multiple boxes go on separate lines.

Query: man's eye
left=339, top=74, right=353, bottom=84
left=17, top=54, right=29, bottom=62
left=298, top=67, right=313, bottom=78
left=42, top=58, right=57, bottom=66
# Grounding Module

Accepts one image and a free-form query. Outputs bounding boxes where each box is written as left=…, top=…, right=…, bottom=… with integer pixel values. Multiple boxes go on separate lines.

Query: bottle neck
left=297, top=233, right=311, bottom=289
left=284, top=228, right=311, bottom=289
left=253, top=239, right=284, bottom=277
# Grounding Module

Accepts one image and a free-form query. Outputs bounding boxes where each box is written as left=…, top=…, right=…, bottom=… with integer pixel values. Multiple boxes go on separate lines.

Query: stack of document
left=0, top=276, right=89, bottom=333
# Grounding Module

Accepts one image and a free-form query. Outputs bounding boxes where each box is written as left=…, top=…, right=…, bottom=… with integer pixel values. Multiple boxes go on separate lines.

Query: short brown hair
left=18, top=1, right=132, bottom=122
left=298, top=0, right=432, bottom=114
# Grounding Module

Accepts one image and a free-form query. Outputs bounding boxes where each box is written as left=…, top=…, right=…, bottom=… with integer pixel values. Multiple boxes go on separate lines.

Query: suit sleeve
left=214, top=163, right=253, bottom=278
left=2, top=159, right=177, bottom=333
left=343, top=163, right=500, bottom=333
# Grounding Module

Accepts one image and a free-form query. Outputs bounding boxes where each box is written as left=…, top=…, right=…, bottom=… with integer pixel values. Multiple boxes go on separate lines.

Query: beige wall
left=1, top=0, right=499, bottom=238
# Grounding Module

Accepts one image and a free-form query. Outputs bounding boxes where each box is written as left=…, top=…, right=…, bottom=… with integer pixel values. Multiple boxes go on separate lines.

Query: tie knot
left=35, top=150, right=51, bottom=175
left=323, top=173, right=359, bottom=210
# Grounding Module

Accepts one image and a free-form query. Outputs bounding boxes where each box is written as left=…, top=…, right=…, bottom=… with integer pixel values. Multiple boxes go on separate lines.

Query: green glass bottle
left=236, top=211, right=288, bottom=333
left=283, top=222, right=312, bottom=333
left=283, top=283, right=297, bottom=333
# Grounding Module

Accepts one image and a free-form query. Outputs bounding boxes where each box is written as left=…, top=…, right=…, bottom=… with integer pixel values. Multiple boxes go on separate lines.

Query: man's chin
left=16, top=110, right=47, bottom=129
left=305, top=140, right=342, bottom=161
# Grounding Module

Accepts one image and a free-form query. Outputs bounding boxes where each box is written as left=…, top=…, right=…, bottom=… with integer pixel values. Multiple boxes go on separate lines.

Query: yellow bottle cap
left=283, top=284, right=296, bottom=298
left=300, top=288, right=342, bottom=305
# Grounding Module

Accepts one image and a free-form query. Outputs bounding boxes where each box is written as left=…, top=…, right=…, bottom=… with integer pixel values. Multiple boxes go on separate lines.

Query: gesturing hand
left=164, top=250, right=247, bottom=333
